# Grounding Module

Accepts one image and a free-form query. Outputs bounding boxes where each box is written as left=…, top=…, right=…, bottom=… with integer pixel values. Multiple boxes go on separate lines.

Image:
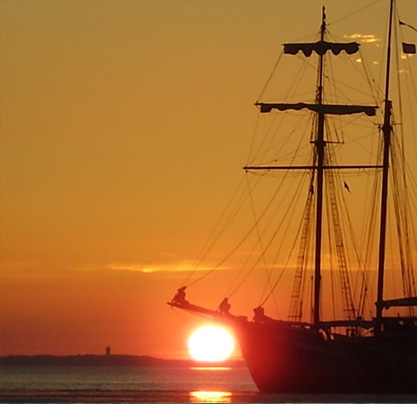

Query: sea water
left=0, top=364, right=259, bottom=403
left=0, top=364, right=255, bottom=391
left=1, top=365, right=416, bottom=403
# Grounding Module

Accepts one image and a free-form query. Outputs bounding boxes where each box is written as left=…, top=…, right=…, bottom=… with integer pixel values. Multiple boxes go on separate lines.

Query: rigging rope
left=327, top=1, right=379, bottom=27
left=227, top=167, right=307, bottom=299
left=256, top=52, right=284, bottom=103
left=182, top=174, right=249, bottom=287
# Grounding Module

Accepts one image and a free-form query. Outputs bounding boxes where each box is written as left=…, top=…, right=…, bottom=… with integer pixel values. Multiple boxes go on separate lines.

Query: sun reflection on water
left=190, top=391, right=232, bottom=403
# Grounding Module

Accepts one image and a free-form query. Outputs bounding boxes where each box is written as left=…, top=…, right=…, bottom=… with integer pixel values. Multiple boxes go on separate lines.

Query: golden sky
left=1, top=0, right=416, bottom=358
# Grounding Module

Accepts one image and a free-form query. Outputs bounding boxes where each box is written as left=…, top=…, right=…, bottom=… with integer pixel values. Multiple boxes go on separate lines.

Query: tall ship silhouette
left=169, top=0, right=417, bottom=393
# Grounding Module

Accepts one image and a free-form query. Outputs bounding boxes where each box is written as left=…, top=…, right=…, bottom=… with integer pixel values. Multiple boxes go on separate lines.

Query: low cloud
left=344, top=33, right=381, bottom=45
left=107, top=262, right=215, bottom=273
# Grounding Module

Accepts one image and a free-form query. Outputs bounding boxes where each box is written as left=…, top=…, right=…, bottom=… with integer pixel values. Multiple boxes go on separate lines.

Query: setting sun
left=187, top=325, right=235, bottom=362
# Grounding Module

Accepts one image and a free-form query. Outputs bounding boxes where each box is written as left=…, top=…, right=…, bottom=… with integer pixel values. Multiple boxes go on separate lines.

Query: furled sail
left=284, top=41, right=360, bottom=56
left=381, top=297, right=417, bottom=309
left=256, top=102, right=377, bottom=116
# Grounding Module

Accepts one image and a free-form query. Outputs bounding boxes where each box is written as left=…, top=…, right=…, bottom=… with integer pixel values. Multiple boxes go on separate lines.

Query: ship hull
left=232, top=319, right=417, bottom=394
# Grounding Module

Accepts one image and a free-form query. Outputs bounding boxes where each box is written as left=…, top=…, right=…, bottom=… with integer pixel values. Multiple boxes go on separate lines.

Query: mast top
left=282, top=6, right=359, bottom=57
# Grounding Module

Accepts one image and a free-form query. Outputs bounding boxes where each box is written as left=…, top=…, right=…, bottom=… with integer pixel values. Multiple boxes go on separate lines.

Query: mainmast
left=376, top=0, right=395, bottom=330
left=313, top=6, right=327, bottom=328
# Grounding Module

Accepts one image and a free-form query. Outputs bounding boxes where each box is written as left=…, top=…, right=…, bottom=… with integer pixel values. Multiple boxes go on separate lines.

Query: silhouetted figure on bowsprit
left=253, top=306, right=265, bottom=322
left=172, top=286, right=188, bottom=305
left=219, top=297, right=231, bottom=314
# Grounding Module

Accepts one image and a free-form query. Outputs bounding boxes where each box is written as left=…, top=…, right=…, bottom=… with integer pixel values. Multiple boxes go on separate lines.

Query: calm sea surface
left=0, top=364, right=255, bottom=391
left=1, top=365, right=416, bottom=403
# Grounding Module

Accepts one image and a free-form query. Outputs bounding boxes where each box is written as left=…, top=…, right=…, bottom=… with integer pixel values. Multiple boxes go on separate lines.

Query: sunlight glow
left=187, top=325, right=235, bottom=362
left=191, top=366, right=231, bottom=371
left=190, top=391, right=232, bottom=403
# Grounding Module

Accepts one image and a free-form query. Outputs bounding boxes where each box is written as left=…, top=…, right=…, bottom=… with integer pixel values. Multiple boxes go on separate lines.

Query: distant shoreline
left=0, top=354, right=245, bottom=368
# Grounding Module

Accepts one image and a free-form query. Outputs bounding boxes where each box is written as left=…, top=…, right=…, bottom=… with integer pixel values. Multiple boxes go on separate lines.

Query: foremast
left=313, top=6, right=326, bottom=329
left=248, top=8, right=378, bottom=329
left=376, top=0, right=394, bottom=331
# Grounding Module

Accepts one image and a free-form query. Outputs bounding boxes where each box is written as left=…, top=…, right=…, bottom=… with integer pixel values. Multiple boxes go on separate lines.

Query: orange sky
left=1, top=0, right=416, bottom=358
